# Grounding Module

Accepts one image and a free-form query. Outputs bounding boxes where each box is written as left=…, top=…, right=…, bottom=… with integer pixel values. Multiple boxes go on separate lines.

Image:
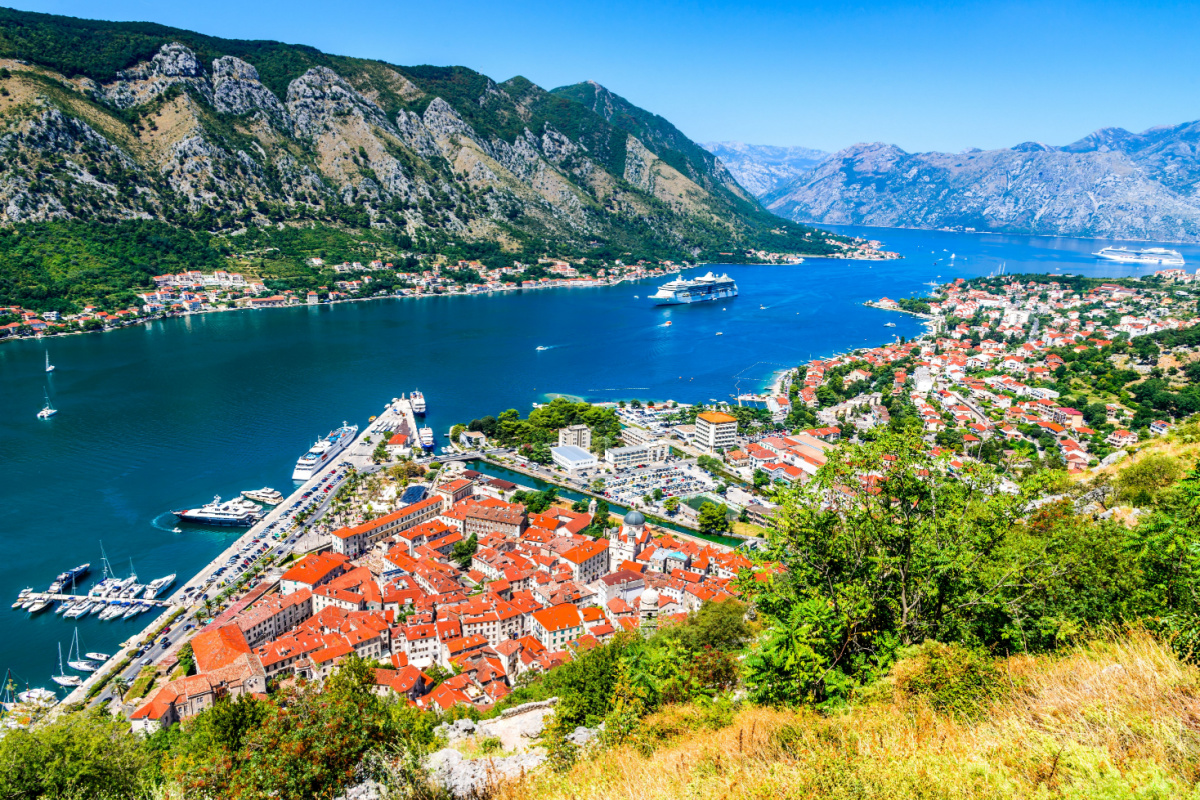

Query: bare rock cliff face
left=764, top=127, right=1200, bottom=242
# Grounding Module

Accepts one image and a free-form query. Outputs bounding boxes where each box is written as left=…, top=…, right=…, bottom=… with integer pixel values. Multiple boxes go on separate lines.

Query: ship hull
left=171, top=511, right=257, bottom=526
left=652, top=286, right=738, bottom=305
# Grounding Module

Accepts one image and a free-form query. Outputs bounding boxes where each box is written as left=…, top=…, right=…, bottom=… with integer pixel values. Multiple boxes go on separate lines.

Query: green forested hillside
left=0, top=7, right=848, bottom=312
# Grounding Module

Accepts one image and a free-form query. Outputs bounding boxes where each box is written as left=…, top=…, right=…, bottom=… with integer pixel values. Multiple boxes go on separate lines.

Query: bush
left=889, top=641, right=1004, bottom=717
left=1115, top=453, right=1183, bottom=507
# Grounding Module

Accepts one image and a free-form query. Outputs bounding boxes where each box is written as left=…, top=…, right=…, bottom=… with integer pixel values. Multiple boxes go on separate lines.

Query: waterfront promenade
left=60, top=398, right=417, bottom=710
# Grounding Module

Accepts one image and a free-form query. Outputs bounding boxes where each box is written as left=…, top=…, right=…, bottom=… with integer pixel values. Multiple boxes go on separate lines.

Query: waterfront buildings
left=695, top=411, right=738, bottom=452
left=557, top=424, right=592, bottom=450
left=550, top=444, right=598, bottom=472
left=604, top=441, right=670, bottom=468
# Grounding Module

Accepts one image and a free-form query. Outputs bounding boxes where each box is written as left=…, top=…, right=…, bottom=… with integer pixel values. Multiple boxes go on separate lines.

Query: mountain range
left=0, top=6, right=845, bottom=299
left=700, top=142, right=827, bottom=197
left=760, top=124, right=1200, bottom=242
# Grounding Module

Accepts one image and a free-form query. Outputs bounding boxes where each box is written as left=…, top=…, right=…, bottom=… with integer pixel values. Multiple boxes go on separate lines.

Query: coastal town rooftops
left=561, top=539, right=608, bottom=565
left=192, top=623, right=253, bottom=673
left=280, top=552, right=350, bottom=586
left=532, top=602, right=583, bottom=632
left=334, top=496, right=443, bottom=539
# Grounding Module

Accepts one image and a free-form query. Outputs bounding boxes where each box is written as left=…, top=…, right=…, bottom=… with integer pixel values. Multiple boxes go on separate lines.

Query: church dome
left=623, top=509, right=645, bottom=526
left=639, top=588, right=660, bottom=609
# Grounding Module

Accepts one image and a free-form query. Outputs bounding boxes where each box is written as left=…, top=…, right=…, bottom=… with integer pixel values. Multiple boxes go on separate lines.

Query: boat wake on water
left=150, top=513, right=183, bottom=533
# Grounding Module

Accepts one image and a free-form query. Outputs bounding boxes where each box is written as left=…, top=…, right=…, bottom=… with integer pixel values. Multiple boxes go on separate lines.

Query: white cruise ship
left=292, top=422, right=358, bottom=481
left=1094, top=246, right=1185, bottom=266
left=649, top=271, right=738, bottom=305
left=172, top=496, right=263, bottom=527
left=411, top=390, right=426, bottom=415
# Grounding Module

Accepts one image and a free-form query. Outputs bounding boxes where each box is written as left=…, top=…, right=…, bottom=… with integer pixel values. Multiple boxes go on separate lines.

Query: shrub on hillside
left=889, top=641, right=1005, bottom=717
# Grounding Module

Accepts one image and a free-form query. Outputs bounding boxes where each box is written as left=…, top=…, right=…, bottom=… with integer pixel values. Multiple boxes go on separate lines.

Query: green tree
left=698, top=501, right=731, bottom=536
left=0, top=712, right=152, bottom=800
left=452, top=533, right=479, bottom=568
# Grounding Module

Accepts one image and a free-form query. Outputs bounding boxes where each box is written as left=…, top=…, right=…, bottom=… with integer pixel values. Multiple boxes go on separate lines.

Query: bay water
left=0, top=225, right=1184, bottom=693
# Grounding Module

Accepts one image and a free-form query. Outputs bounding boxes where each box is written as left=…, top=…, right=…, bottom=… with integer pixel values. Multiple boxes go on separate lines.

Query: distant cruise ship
left=1094, top=246, right=1185, bottom=266
left=292, top=423, right=358, bottom=481
left=650, top=272, right=738, bottom=305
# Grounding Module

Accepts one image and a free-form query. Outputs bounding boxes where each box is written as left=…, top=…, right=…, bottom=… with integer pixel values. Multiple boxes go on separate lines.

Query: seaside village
left=108, top=273, right=1200, bottom=731
left=822, top=275, right=1198, bottom=471
left=0, top=259, right=688, bottom=337
left=128, top=468, right=757, bottom=732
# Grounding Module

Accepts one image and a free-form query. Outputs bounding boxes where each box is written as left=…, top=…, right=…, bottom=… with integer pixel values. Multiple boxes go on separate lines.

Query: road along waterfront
left=0, top=227, right=1178, bottom=694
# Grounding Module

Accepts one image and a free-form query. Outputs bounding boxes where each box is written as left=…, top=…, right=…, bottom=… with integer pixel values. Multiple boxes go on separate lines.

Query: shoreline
left=0, top=252, right=903, bottom=346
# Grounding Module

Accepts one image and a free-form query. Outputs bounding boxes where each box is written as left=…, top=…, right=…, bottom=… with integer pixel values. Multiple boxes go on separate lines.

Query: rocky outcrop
left=100, top=42, right=213, bottom=109
left=764, top=123, right=1200, bottom=242
left=0, top=9, right=843, bottom=256
left=426, top=748, right=546, bottom=799
left=211, top=56, right=289, bottom=127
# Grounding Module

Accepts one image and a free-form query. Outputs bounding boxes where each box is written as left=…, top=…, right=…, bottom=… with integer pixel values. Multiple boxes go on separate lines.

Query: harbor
left=4, top=393, right=430, bottom=714
left=0, top=226, right=1174, bottom=697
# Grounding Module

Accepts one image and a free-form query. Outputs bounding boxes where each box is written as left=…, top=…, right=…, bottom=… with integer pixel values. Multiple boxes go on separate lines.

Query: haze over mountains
left=0, top=7, right=842, bottom=262
left=700, top=142, right=827, bottom=197
left=756, top=123, right=1200, bottom=243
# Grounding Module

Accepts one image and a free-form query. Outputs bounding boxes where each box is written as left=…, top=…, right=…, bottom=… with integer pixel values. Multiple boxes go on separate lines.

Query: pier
left=49, top=394, right=426, bottom=710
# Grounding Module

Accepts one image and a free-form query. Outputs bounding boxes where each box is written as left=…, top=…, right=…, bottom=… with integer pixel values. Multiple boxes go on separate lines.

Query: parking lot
left=604, top=462, right=714, bottom=506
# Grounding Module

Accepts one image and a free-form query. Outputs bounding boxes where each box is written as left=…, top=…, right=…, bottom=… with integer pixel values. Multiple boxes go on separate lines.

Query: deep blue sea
left=0, top=225, right=1190, bottom=693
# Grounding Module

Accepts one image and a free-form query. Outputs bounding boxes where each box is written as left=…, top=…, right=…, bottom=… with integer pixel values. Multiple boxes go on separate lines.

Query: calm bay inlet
left=0, top=225, right=1191, bottom=692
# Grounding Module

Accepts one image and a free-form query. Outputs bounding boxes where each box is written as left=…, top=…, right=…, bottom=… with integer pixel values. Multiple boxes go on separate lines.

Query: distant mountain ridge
left=762, top=121, right=1200, bottom=242
left=701, top=142, right=828, bottom=197
left=0, top=6, right=845, bottom=278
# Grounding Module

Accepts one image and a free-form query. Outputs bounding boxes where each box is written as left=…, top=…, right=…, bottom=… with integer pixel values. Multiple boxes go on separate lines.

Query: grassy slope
left=501, top=633, right=1200, bottom=800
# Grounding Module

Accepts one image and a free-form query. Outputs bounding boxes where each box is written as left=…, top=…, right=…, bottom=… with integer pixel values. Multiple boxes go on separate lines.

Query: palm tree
left=110, top=677, right=129, bottom=700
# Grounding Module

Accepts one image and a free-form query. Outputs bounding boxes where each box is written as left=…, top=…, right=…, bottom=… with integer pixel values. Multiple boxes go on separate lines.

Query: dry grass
left=496, top=632, right=1200, bottom=800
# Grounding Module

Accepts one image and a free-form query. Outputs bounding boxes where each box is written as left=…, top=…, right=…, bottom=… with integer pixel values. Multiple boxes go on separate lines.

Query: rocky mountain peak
left=212, top=56, right=289, bottom=125
left=144, top=42, right=205, bottom=79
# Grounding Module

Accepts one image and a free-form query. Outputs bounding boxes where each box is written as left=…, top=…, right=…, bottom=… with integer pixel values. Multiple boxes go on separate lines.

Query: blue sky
left=13, top=0, right=1200, bottom=154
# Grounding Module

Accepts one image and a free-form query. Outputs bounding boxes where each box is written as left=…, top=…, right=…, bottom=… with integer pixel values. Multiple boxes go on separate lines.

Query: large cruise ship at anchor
left=1094, top=246, right=1185, bottom=266
left=292, top=422, right=358, bottom=481
left=649, top=271, right=738, bottom=305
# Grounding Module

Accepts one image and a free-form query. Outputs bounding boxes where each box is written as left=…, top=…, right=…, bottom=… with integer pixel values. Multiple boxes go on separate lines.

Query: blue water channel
left=0, top=224, right=1181, bottom=693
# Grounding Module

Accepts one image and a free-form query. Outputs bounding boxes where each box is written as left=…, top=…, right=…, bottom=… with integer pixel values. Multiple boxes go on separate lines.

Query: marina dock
left=44, top=393, right=425, bottom=710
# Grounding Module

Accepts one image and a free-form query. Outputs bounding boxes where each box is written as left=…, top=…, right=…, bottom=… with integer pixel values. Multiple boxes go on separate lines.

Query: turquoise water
left=0, top=225, right=1183, bottom=693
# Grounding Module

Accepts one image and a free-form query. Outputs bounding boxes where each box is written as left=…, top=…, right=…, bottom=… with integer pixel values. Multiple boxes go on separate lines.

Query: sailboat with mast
left=45, top=351, right=54, bottom=373
left=36, top=389, right=57, bottom=419
left=50, top=643, right=81, bottom=687
left=66, top=629, right=98, bottom=673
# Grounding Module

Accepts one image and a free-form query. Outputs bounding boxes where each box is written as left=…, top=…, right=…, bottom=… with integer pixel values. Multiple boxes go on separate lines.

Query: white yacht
left=85, top=652, right=111, bottom=662
left=418, top=427, right=435, bottom=451
left=242, top=487, right=284, bottom=505
left=173, top=495, right=264, bottom=526
left=292, top=423, right=358, bottom=481
left=650, top=271, right=738, bottom=305
left=1094, top=246, right=1185, bottom=266
left=45, top=352, right=54, bottom=373
left=17, top=687, right=56, bottom=706
left=411, top=390, right=426, bottom=415
left=143, top=574, right=177, bottom=599
left=26, top=598, right=52, bottom=614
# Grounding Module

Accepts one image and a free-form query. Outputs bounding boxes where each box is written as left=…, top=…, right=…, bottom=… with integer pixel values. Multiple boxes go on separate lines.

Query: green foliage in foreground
left=742, top=430, right=1200, bottom=707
